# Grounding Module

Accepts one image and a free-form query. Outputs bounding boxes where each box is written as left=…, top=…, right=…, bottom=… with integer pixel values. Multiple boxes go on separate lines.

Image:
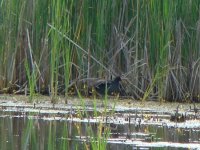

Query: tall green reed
left=49, top=0, right=74, bottom=103
left=1, top=0, right=200, bottom=102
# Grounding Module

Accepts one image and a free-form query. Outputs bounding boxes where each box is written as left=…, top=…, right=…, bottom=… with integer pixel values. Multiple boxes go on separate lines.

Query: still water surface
left=0, top=109, right=200, bottom=150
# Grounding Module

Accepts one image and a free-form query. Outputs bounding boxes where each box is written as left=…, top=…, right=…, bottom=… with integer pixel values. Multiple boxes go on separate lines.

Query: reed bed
left=0, top=0, right=200, bottom=102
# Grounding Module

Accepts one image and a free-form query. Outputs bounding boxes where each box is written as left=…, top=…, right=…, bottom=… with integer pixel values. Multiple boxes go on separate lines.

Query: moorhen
left=95, top=76, right=124, bottom=96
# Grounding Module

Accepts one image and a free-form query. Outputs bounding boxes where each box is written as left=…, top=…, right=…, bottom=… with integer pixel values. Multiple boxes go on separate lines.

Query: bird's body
left=95, top=76, right=125, bottom=96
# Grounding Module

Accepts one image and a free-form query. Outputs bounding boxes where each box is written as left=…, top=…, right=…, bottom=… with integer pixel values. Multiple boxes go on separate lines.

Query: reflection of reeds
left=1, top=1, right=200, bottom=102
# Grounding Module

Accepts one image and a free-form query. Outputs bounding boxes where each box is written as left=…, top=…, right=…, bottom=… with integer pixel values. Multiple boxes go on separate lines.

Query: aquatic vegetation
left=0, top=1, right=200, bottom=101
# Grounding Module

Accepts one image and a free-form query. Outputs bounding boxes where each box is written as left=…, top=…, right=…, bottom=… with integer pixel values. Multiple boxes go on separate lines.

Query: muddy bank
left=0, top=95, right=198, bottom=112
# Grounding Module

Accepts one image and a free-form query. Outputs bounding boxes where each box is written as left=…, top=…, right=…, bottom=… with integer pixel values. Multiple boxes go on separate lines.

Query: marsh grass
left=24, top=59, right=36, bottom=101
left=0, top=0, right=200, bottom=102
left=72, top=86, right=115, bottom=150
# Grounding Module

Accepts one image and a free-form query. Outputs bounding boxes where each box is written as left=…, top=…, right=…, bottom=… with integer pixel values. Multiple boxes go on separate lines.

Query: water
left=0, top=106, right=200, bottom=150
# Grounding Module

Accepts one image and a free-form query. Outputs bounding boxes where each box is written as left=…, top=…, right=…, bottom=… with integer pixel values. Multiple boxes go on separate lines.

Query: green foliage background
left=0, top=0, right=200, bottom=102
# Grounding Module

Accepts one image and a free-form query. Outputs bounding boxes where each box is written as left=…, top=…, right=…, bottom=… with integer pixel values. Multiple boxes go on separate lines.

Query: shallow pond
left=0, top=97, right=200, bottom=149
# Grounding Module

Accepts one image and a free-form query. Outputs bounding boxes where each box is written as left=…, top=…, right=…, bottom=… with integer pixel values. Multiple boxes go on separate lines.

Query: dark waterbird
left=95, top=76, right=125, bottom=96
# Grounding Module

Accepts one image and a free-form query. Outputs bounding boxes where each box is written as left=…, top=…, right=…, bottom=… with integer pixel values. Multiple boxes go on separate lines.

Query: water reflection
left=0, top=111, right=200, bottom=149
